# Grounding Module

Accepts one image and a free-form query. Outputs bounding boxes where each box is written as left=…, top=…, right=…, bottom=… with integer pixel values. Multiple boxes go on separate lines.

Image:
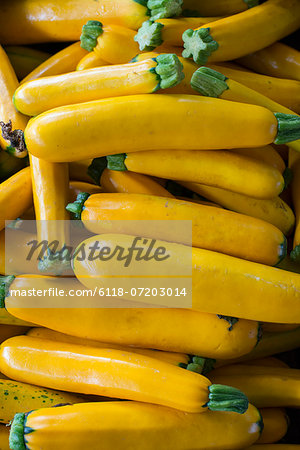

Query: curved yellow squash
left=9, top=402, right=262, bottom=450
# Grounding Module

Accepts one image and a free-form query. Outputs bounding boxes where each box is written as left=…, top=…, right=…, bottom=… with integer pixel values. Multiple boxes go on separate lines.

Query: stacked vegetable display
left=0, top=0, right=300, bottom=448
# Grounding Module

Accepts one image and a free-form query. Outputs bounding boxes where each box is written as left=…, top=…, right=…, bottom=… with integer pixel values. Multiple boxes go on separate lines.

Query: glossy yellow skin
left=0, top=1, right=149, bottom=45
left=183, top=0, right=250, bottom=15
left=0, top=46, right=28, bottom=156
left=15, top=59, right=161, bottom=116
left=257, top=408, right=288, bottom=444
left=24, top=94, right=279, bottom=162
left=218, top=75, right=300, bottom=153
left=27, top=328, right=189, bottom=366
left=69, top=181, right=103, bottom=202
left=0, top=425, right=9, bottom=450
left=192, top=0, right=300, bottom=62
left=0, top=378, right=84, bottom=424
left=5, top=46, right=50, bottom=80
left=30, top=155, right=69, bottom=246
left=211, top=64, right=300, bottom=114
left=5, top=276, right=259, bottom=359
left=75, top=233, right=300, bottom=323
left=123, top=149, right=284, bottom=199
left=210, top=364, right=300, bottom=408
left=0, top=335, right=212, bottom=412
left=100, top=168, right=173, bottom=197
left=180, top=182, right=295, bottom=236
left=69, top=159, right=93, bottom=183
left=81, top=193, right=285, bottom=265
left=93, top=25, right=140, bottom=65
left=0, top=167, right=32, bottom=231
left=76, top=53, right=109, bottom=71
left=20, top=402, right=262, bottom=450
left=0, top=325, right=29, bottom=343
left=230, top=145, right=285, bottom=173
left=92, top=25, right=182, bottom=65
left=238, top=43, right=300, bottom=82
left=21, top=42, right=88, bottom=84
left=289, top=149, right=300, bottom=252
left=153, top=17, right=222, bottom=46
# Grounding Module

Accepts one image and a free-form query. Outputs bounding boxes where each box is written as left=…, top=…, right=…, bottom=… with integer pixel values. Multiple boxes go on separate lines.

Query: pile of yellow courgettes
left=0, top=0, right=299, bottom=449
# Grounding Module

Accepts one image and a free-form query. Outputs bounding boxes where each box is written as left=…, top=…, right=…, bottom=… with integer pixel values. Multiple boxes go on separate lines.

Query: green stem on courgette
left=207, top=384, right=249, bottom=414
left=191, top=67, right=228, bottom=97
left=182, top=28, right=219, bottom=65
left=66, top=192, right=90, bottom=220
left=87, top=157, right=107, bottom=185
left=0, top=275, right=15, bottom=307
left=9, top=413, right=27, bottom=450
left=38, top=246, right=72, bottom=276
left=153, top=53, right=184, bottom=90
left=147, top=0, right=183, bottom=21
left=80, top=20, right=103, bottom=52
left=274, top=113, right=300, bottom=145
left=106, top=154, right=128, bottom=171
left=135, top=20, right=164, bottom=51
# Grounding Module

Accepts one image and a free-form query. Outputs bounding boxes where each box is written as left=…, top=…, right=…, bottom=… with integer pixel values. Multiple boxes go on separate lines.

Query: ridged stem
left=207, top=384, right=249, bottom=414
left=191, top=67, right=228, bottom=97
left=0, top=275, right=15, bottom=308
left=9, top=413, right=26, bottom=450
left=182, top=28, right=219, bottom=65
left=38, top=247, right=72, bottom=276
left=107, top=154, right=127, bottom=171
left=147, top=0, right=183, bottom=20
left=88, top=157, right=107, bottom=185
left=80, top=20, right=103, bottom=52
left=134, top=20, right=164, bottom=51
left=153, top=53, right=184, bottom=90
left=274, top=113, right=300, bottom=145
left=66, top=192, right=90, bottom=220
left=0, top=121, right=27, bottom=158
